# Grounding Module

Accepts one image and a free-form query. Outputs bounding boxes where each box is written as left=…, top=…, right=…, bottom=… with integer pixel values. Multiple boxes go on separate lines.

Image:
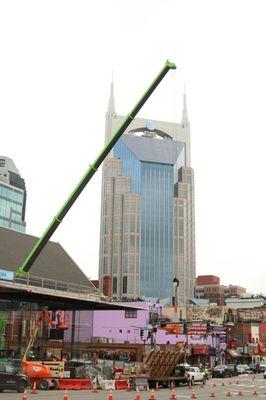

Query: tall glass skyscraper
left=99, top=83, right=195, bottom=305
left=0, top=157, right=26, bottom=233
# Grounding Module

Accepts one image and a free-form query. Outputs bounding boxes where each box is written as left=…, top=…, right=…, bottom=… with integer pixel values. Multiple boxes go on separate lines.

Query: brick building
left=195, top=275, right=246, bottom=306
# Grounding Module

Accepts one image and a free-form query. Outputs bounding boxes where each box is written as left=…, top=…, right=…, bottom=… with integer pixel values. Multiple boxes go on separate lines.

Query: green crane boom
left=17, top=60, right=176, bottom=276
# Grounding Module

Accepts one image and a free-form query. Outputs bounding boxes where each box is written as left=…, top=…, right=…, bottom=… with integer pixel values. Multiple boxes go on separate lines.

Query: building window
left=130, top=218, right=135, bottom=232
left=129, top=235, right=135, bottom=251
left=178, top=220, right=184, bottom=236
left=125, top=310, right=137, bottom=318
left=122, top=256, right=128, bottom=273
left=122, top=276, right=127, bottom=294
left=103, top=257, right=108, bottom=274
left=179, top=239, right=184, bottom=255
left=112, top=277, right=117, bottom=294
left=113, top=255, right=118, bottom=273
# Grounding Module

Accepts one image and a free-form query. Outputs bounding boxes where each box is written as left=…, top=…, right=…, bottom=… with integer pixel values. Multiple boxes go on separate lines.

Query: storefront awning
left=226, top=349, right=241, bottom=358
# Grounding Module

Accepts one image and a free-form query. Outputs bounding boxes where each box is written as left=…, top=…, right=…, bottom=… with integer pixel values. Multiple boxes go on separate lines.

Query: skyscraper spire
left=108, top=73, right=116, bottom=115
left=181, top=86, right=189, bottom=127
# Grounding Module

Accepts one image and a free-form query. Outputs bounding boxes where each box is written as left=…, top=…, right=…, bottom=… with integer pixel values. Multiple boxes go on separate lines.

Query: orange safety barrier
left=115, top=379, right=129, bottom=390
left=58, top=379, right=92, bottom=390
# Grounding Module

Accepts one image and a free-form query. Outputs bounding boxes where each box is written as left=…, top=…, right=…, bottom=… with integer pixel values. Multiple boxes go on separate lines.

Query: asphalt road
left=1, top=374, right=265, bottom=400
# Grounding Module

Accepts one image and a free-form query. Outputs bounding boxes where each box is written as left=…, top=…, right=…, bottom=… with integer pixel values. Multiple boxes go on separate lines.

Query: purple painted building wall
left=64, top=301, right=224, bottom=349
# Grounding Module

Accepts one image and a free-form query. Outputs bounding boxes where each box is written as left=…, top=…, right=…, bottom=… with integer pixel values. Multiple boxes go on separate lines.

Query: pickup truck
left=185, top=366, right=206, bottom=385
left=0, top=362, right=28, bottom=393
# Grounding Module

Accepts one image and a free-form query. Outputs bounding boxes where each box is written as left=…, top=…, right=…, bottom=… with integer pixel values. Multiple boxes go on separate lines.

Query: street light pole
left=173, top=278, right=180, bottom=320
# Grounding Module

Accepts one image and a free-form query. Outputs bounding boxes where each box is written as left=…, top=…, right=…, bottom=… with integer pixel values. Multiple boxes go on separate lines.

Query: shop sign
left=192, top=346, right=209, bottom=355
left=238, top=309, right=266, bottom=322
left=0, top=269, right=14, bottom=281
left=219, top=342, right=227, bottom=350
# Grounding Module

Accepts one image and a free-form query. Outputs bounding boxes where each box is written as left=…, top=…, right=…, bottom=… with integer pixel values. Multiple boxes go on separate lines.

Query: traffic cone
left=228, top=380, right=232, bottom=385
left=22, top=388, right=27, bottom=400
left=31, top=381, right=38, bottom=394
left=155, top=382, right=159, bottom=391
left=238, top=390, right=243, bottom=396
left=170, top=389, right=176, bottom=400
left=126, top=380, right=131, bottom=392
left=63, top=390, right=69, bottom=400
left=252, top=375, right=256, bottom=381
left=92, top=382, right=98, bottom=393
left=150, top=389, right=156, bottom=400
left=226, top=391, right=232, bottom=397
left=170, top=381, right=175, bottom=390
left=236, top=379, right=240, bottom=385
left=191, top=390, right=197, bottom=399
left=135, top=392, right=141, bottom=400
left=253, top=388, right=257, bottom=396
left=108, top=389, right=113, bottom=400
left=210, top=391, right=216, bottom=398
left=222, top=381, right=225, bottom=386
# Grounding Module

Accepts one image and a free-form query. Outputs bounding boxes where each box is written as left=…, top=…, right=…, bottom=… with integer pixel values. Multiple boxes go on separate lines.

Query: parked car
left=263, top=370, right=266, bottom=379
left=260, top=363, right=266, bottom=372
left=0, top=362, right=28, bottom=393
left=174, top=365, right=189, bottom=386
left=212, top=365, right=234, bottom=378
left=236, top=364, right=252, bottom=374
left=249, top=364, right=261, bottom=374
left=227, top=364, right=238, bottom=376
left=185, top=366, right=206, bottom=385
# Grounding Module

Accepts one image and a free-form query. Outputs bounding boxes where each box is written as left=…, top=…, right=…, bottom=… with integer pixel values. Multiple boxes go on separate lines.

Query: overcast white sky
left=0, top=0, right=265, bottom=294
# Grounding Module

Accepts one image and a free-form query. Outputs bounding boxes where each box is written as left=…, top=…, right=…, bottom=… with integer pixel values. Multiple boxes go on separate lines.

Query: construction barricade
left=58, top=379, right=92, bottom=390
left=115, top=379, right=129, bottom=390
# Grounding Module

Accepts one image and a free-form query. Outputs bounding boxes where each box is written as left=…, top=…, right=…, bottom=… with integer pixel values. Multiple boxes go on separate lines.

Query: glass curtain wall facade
left=0, top=157, right=26, bottom=233
left=99, top=134, right=190, bottom=301
left=99, top=84, right=196, bottom=305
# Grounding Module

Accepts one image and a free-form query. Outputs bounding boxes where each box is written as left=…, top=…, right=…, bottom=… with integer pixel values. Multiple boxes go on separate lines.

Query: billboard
left=0, top=269, right=14, bottom=281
